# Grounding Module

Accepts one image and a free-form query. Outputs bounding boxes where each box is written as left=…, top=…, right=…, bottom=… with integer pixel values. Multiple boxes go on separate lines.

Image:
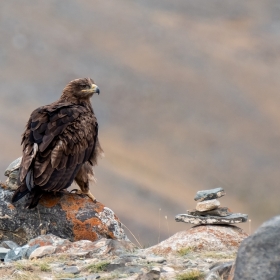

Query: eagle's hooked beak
left=91, top=84, right=100, bottom=95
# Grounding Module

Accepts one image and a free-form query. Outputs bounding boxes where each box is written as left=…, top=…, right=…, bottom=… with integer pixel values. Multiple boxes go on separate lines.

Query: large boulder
left=144, top=225, right=247, bottom=255
left=0, top=186, right=128, bottom=245
left=233, top=215, right=280, bottom=280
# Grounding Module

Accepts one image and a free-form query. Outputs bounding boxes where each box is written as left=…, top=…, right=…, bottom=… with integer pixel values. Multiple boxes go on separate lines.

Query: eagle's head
left=61, top=78, right=100, bottom=102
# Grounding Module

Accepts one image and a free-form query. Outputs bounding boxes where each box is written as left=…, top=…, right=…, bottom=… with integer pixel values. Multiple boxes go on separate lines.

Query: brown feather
left=14, top=78, right=103, bottom=208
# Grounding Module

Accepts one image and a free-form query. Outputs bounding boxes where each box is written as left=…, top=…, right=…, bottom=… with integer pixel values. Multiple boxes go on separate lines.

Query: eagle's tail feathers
left=25, top=187, right=43, bottom=209
left=11, top=184, right=29, bottom=203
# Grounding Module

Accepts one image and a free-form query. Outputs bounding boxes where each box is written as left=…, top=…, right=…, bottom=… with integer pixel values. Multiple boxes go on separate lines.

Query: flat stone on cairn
left=176, top=187, right=248, bottom=226
left=194, top=187, right=225, bottom=201
left=196, top=199, right=220, bottom=212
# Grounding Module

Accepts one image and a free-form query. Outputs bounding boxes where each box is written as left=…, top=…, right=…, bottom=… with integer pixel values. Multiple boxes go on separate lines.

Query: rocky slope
left=0, top=225, right=246, bottom=280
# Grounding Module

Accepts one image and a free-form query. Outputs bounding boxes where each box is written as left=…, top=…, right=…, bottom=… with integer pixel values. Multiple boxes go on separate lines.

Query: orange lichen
left=7, top=203, right=15, bottom=210
left=39, top=193, right=61, bottom=208
left=60, top=193, right=110, bottom=241
left=29, top=239, right=52, bottom=247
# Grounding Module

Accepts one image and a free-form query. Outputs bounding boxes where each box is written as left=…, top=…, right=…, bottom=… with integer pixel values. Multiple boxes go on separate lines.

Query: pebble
left=146, top=256, right=166, bottom=263
left=161, top=266, right=174, bottom=272
left=29, top=245, right=56, bottom=259
left=63, top=265, right=80, bottom=274
left=86, top=274, right=101, bottom=279
left=196, top=199, right=220, bottom=212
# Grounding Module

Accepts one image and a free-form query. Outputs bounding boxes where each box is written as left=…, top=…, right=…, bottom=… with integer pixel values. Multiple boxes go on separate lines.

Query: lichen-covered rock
left=0, top=187, right=128, bottom=245
left=144, top=225, right=248, bottom=255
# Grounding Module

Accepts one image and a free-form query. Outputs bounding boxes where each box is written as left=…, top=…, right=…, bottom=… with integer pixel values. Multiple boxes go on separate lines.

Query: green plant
left=14, top=262, right=34, bottom=272
left=39, top=262, right=51, bottom=272
left=203, top=251, right=236, bottom=260
left=177, top=246, right=194, bottom=256
left=13, top=271, right=40, bottom=280
left=87, top=261, right=110, bottom=273
left=176, top=270, right=204, bottom=280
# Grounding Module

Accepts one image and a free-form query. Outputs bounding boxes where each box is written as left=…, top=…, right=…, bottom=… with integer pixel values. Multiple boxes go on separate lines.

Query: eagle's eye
left=81, top=84, right=89, bottom=89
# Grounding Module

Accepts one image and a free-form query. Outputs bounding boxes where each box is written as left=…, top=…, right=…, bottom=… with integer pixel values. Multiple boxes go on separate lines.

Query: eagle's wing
left=19, top=102, right=98, bottom=193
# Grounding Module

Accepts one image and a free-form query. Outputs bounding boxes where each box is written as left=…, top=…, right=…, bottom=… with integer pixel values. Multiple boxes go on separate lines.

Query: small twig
left=165, top=215, right=170, bottom=237
left=248, top=219, right=251, bottom=235
left=121, top=222, right=143, bottom=249
left=158, top=208, right=161, bottom=244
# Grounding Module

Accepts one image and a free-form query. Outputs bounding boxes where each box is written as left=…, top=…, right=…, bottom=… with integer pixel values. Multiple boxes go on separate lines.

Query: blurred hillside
left=1, top=0, right=280, bottom=245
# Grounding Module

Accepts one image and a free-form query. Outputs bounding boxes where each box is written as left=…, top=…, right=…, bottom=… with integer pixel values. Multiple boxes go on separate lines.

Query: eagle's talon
left=70, top=189, right=82, bottom=195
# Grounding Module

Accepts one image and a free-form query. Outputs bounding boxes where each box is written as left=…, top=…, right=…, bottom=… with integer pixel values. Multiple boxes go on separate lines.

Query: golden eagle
left=12, top=78, right=103, bottom=209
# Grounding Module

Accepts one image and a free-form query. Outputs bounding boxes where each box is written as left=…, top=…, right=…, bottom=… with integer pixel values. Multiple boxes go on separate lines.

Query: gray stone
left=161, top=266, right=174, bottom=272
left=4, top=157, right=22, bottom=190
left=175, top=213, right=248, bottom=225
left=29, top=245, right=56, bottom=259
left=234, top=215, right=280, bottom=280
left=63, top=265, right=80, bottom=274
left=187, top=207, right=232, bottom=217
left=194, top=188, right=225, bottom=202
left=4, top=248, right=22, bottom=262
left=146, top=256, right=166, bottom=263
left=86, top=274, right=100, bottom=279
left=206, top=261, right=233, bottom=280
left=196, top=199, right=220, bottom=212
left=137, top=267, right=161, bottom=280
left=0, top=240, right=19, bottom=250
left=0, top=247, right=10, bottom=259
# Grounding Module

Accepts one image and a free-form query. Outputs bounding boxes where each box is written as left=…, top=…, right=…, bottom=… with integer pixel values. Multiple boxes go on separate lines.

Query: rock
left=161, top=266, right=174, bottom=272
left=86, top=275, right=101, bottom=280
left=4, top=244, right=40, bottom=262
left=196, top=199, right=220, bottom=212
left=0, top=247, right=10, bottom=260
left=175, top=213, right=248, bottom=225
left=29, top=245, right=56, bottom=259
left=3, top=157, right=22, bottom=191
left=187, top=207, right=232, bottom=217
left=234, top=215, right=280, bottom=280
left=206, top=261, right=233, bottom=280
left=63, top=265, right=80, bottom=274
left=144, top=225, right=248, bottom=254
left=4, top=248, right=22, bottom=262
left=146, top=256, right=166, bottom=263
left=0, top=187, right=128, bottom=245
left=137, top=267, right=161, bottom=280
left=194, top=188, right=225, bottom=202
left=88, top=238, right=137, bottom=256
left=0, top=240, right=19, bottom=250
left=28, top=234, right=72, bottom=247
left=28, top=235, right=136, bottom=258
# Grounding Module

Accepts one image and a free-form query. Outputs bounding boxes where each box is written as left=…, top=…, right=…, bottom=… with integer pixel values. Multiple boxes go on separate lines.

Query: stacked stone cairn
left=175, top=187, right=248, bottom=225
